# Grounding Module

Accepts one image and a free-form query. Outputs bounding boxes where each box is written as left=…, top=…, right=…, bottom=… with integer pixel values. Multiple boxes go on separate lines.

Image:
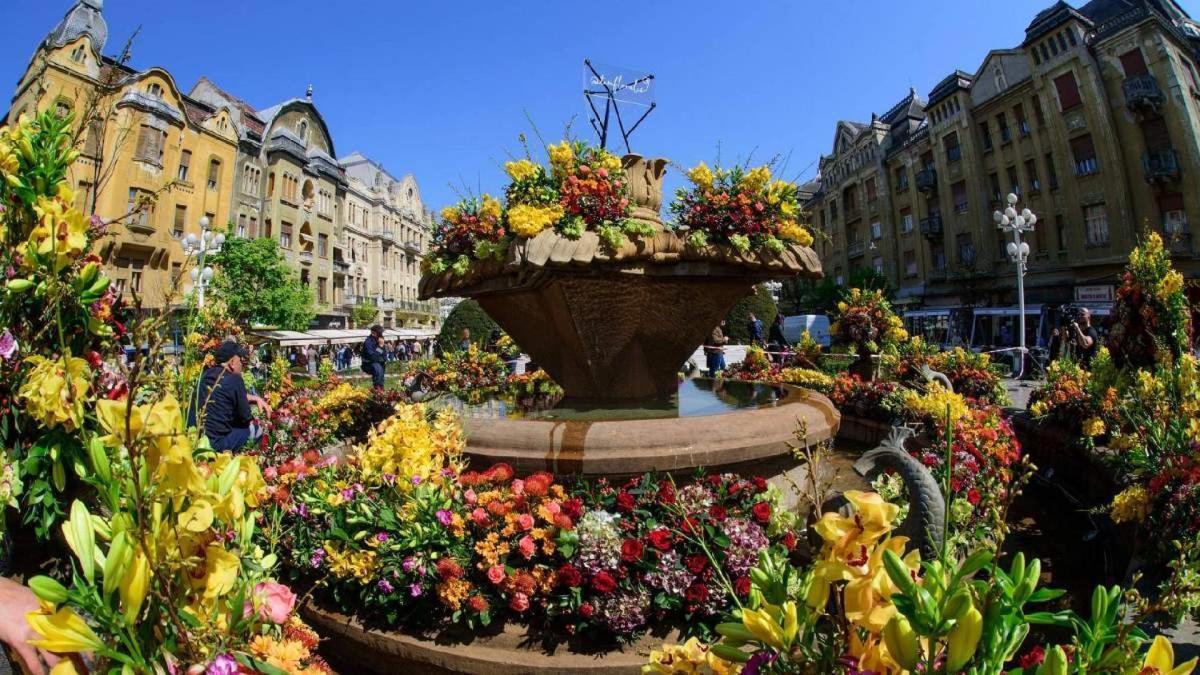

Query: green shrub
left=723, top=284, right=779, bottom=343
left=438, top=299, right=498, bottom=351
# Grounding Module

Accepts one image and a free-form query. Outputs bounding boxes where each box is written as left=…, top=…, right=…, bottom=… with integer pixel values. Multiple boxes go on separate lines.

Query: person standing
left=1068, top=307, right=1100, bottom=366
left=704, top=320, right=729, bottom=375
left=768, top=314, right=790, bottom=363
left=362, top=324, right=388, bottom=389
left=747, top=312, right=765, bottom=348
left=459, top=327, right=472, bottom=352
left=193, top=341, right=271, bottom=452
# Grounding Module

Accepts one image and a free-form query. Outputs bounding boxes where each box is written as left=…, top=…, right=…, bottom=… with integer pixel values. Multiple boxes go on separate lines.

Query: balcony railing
left=403, top=240, right=422, bottom=255
left=298, top=251, right=313, bottom=264
left=848, top=241, right=866, bottom=259
left=333, top=258, right=350, bottom=271
left=374, top=230, right=395, bottom=244
left=378, top=297, right=395, bottom=310
left=1143, top=147, right=1180, bottom=183
left=915, top=168, right=938, bottom=194
left=1123, top=73, right=1164, bottom=114
left=343, top=294, right=359, bottom=306
left=920, top=214, right=944, bottom=240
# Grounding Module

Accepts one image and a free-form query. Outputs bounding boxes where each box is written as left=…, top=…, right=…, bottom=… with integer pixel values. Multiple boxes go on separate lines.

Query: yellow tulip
left=1142, top=635, right=1198, bottom=675
left=27, top=606, right=105, bottom=654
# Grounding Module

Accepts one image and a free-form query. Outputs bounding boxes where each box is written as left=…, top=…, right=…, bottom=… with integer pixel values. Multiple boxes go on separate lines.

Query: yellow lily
left=119, top=550, right=151, bottom=624
left=741, top=607, right=785, bottom=650
left=26, top=606, right=105, bottom=654
left=1141, top=635, right=1197, bottom=675
left=203, top=544, right=240, bottom=600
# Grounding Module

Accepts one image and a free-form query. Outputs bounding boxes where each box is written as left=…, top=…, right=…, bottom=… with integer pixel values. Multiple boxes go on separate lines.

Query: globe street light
left=182, top=216, right=225, bottom=309
left=993, top=193, right=1036, bottom=379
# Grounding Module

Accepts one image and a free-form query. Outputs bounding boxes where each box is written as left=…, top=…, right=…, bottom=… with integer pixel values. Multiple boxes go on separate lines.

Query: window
left=866, top=177, right=877, bottom=203
left=237, top=213, right=247, bottom=238
left=830, top=200, right=838, bottom=221
left=1025, top=159, right=1040, bottom=192
left=1120, top=48, right=1148, bottom=76
left=1045, top=153, right=1060, bottom=190
left=944, top=131, right=961, bottom=161
left=300, top=270, right=309, bottom=287
left=895, top=167, right=909, bottom=191
left=267, top=172, right=275, bottom=197
left=1015, top=104, right=1030, bottom=136
left=997, top=113, right=1011, bottom=142
left=54, top=100, right=71, bottom=119
left=980, top=120, right=993, bottom=151
left=1056, top=215, right=1067, bottom=252
left=1040, top=43, right=1051, bottom=62
left=1049, top=36, right=1060, bottom=57
left=1160, top=193, right=1187, bottom=237
left=280, top=221, right=293, bottom=249
left=243, top=164, right=260, bottom=195
left=263, top=219, right=272, bottom=238
left=1032, top=95, right=1046, bottom=127
left=1084, top=205, right=1109, bottom=246
left=176, top=150, right=191, bottom=182
left=904, top=250, right=917, bottom=277
left=989, top=173, right=1002, bottom=203
left=871, top=222, right=882, bottom=240
left=248, top=216, right=258, bottom=238
left=134, top=125, right=166, bottom=164
left=1057, top=32, right=1069, bottom=53
left=173, top=204, right=186, bottom=238
left=130, top=262, right=143, bottom=294
left=900, top=208, right=913, bottom=233
left=834, top=268, right=844, bottom=286
left=126, top=189, right=151, bottom=230
left=1035, top=214, right=1047, bottom=255
left=207, top=158, right=221, bottom=190
left=70, top=45, right=86, bottom=63
left=1007, top=166, right=1020, bottom=195
left=1070, top=134, right=1098, bottom=176
left=298, top=121, right=308, bottom=142
left=932, top=245, right=946, bottom=270
left=318, top=277, right=327, bottom=304
left=1181, top=55, right=1200, bottom=92
left=147, top=83, right=163, bottom=97
left=1066, top=27, right=1077, bottom=46
left=318, top=233, right=329, bottom=257
left=957, top=233, right=975, bottom=266
left=952, top=180, right=968, bottom=213
left=872, top=256, right=884, bottom=274
left=1054, top=71, right=1082, bottom=111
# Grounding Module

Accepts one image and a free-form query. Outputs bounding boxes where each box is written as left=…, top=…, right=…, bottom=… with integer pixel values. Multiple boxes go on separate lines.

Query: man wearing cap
left=194, top=341, right=271, bottom=452
left=362, top=324, right=388, bottom=389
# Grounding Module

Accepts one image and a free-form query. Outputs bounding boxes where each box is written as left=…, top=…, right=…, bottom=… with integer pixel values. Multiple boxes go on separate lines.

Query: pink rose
left=253, top=582, right=297, bottom=624
left=518, top=535, right=536, bottom=559
left=471, top=507, right=489, bottom=525
left=487, top=565, right=506, bottom=584
left=509, top=592, right=530, bottom=613
left=262, top=466, right=278, bottom=481
left=465, top=489, right=478, bottom=505
left=511, top=479, right=525, bottom=495
left=547, top=501, right=561, bottom=515
left=517, top=513, right=535, bottom=531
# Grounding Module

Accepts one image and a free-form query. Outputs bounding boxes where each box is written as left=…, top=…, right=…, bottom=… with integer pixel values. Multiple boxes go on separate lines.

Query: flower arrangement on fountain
left=421, top=343, right=510, bottom=404
left=1027, top=352, right=1119, bottom=443
left=830, top=288, right=908, bottom=356
left=718, top=345, right=833, bottom=393
left=668, top=161, right=813, bottom=253
left=891, top=338, right=1009, bottom=406
left=828, top=373, right=900, bottom=422
left=1107, top=231, right=1192, bottom=370
left=267, top=402, right=800, bottom=639
left=424, top=140, right=652, bottom=275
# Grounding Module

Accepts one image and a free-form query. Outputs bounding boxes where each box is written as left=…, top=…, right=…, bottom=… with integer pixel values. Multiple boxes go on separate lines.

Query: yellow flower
left=28, top=193, right=89, bottom=272
left=740, top=165, right=771, bottom=193
left=26, top=605, right=105, bottom=654
left=686, top=162, right=715, bottom=189
left=1111, top=485, right=1150, bottom=524
left=440, top=206, right=460, bottom=224
left=356, top=403, right=463, bottom=484
left=1160, top=270, right=1185, bottom=298
left=20, top=355, right=91, bottom=431
left=504, top=159, right=540, bottom=182
left=547, top=141, right=575, bottom=174
left=1141, top=635, right=1197, bottom=675
left=596, top=150, right=624, bottom=174
left=479, top=194, right=502, bottom=222
left=778, top=221, right=813, bottom=247
left=507, top=203, right=564, bottom=238
left=901, top=383, right=970, bottom=424
left=119, top=550, right=151, bottom=623
left=644, top=637, right=736, bottom=674
left=1082, top=417, right=1106, bottom=437
left=203, top=544, right=240, bottom=599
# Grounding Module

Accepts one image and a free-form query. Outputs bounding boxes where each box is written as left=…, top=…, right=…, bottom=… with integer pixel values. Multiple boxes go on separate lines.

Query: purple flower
left=382, top=473, right=396, bottom=485
left=402, top=556, right=416, bottom=573
left=340, top=487, right=355, bottom=500
left=0, top=330, right=17, bottom=361
left=436, top=509, right=453, bottom=526
left=206, top=654, right=239, bottom=675
left=375, top=532, right=389, bottom=542
left=310, top=548, right=326, bottom=568
left=409, top=583, right=423, bottom=597
left=411, top=475, right=423, bottom=486
left=742, top=651, right=779, bottom=675
left=377, top=579, right=394, bottom=593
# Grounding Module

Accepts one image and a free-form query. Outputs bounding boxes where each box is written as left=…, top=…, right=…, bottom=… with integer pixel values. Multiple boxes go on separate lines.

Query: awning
left=249, top=330, right=326, bottom=347
left=971, top=305, right=1044, bottom=316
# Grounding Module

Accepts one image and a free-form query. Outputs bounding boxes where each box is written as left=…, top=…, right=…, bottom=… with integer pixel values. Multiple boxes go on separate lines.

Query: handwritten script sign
left=584, top=62, right=655, bottom=108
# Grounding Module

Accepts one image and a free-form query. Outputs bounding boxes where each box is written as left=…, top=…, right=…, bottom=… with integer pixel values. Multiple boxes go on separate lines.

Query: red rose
left=681, top=516, right=700, bottom=535
left=685, top=554, right=707, bottom=574
left=781, top=531, right=798, bottom=551
left=591, top=572, right=617, bottom=594
left=1017, top=645, right=1045, bottom=668
left=579, top=602, right=595, bottom=618
left=557, top=564, right=583, bottom=588
left=752, top=502, right=772, bottom=523
left=684, top=582, right=709, bottom=604
left=752, top=477, right=768, bottom=492
left=708, top=505, right=728, bottom=522
left=615, top=491, right=636, bottom=512
left=647, top=528, right=673, bottom=550
left=621, top=539, right=644, bottom=563
left=967, top=488, right=981, bottom=505
left=562, top=498, right=584, bottom=519
left=735, top=576, right=751, bottom=596
left=656, top=481, right=676, bottom=505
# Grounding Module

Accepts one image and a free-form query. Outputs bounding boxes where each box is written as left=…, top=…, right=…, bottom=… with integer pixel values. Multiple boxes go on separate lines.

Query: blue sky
left=4, top=0, right=1196, bottom=211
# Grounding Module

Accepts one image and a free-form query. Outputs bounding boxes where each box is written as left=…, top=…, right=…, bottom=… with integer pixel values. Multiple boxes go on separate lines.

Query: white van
left=780, top=314, right=831, bottom=347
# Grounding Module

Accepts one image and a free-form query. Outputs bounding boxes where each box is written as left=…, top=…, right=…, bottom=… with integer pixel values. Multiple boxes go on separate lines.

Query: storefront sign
left=1075, top=285, right=1114, bottom=303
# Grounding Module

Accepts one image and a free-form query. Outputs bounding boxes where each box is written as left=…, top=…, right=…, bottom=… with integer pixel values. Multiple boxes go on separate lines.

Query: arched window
left=267, top=172, right=275, bottom=197
left=70, top=45, right=86, bottom=64
left=302, top=180, right=315, bottom=209
left=147, top=83, right=163, bottom=98
left=298, top=120, right=308, bottom=142
left=207, top=158, right=221, bottom=190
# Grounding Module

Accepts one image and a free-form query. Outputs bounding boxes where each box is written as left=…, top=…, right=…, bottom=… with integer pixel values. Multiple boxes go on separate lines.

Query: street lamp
left=183, top=216, right=225, bottom=309
left=993, top=193, right=1036, bottom=379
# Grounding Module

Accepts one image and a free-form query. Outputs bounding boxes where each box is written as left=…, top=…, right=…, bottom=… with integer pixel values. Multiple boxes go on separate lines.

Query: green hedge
left=723, top=285, right=779, bottom=343
left=438, top=299, right=499, bottom=351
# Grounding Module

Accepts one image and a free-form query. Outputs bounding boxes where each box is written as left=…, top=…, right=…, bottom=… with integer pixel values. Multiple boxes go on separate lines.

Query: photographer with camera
left=1050, top=305, right=1099, bottom=366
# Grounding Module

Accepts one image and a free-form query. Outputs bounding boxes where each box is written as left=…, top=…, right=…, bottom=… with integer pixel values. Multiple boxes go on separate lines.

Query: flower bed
left=669, top=161, right=812, bottom=253
left=717, top=346, right=833, bottom=393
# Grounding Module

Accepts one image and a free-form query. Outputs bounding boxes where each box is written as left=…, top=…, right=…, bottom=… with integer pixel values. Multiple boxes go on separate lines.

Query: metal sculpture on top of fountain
left=418, top=156, right=823, bottom=401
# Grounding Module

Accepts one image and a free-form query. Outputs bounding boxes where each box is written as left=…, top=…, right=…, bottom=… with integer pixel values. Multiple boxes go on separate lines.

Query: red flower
left=579, top=602, right=595, bottom=618
left=708, top=505, right=728, bottom=522
left=468, top=595, right=490, bottom=613
left=487, top=463, right=514, bottom=483
left=735, top=576, right=751, bottom=597
left=752, top=502, right=772, bottom=523
left=558, top=564, right=583, bottom=588
left=752, top=477, right=768, bottom=492
left=681, top=516, right=701, bottom=535
left=621, top=539, right=644, bottom=563
left=615, top=491, right=636, bottom=512
left=524, top=472, right=553, bottom=498
left=591, top=571, right=617, bottom=594
left=561, top=498, right=584, bottom=519
left=647, top=528, right=673, bottom=550
left=685, top=554, right=708, bottom=574
left=781, top=531, right=798, bottom=551
left=656, top=481, right=676, bottom=505
left=1017, top=645, right=1045, bottom=668
left=967, top=488, right=981, bottom=505
left=684, top=582, right=709, bottom=604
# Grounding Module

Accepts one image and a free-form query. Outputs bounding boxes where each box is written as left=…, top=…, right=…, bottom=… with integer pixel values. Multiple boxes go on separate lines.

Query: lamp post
left=183, top=216, right=225, bottom=309
left=993, top=193, right=1035, bottom=379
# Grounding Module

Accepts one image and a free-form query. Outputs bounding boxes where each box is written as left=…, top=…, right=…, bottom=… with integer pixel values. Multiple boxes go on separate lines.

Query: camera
left=1059, top=303, right=1085, bottom=328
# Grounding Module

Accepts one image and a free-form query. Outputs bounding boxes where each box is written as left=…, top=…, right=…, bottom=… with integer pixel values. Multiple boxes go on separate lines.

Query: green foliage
left=210, top=235, right=314, bottom=330
left=438, top=299, right=498, bottom=351
left=723, top=285, right=778, bottom=343
left=351, top=301, right=379, bottom=327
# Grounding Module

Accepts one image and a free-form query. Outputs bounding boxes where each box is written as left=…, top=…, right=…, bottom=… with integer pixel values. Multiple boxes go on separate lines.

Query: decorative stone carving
left=621, top=154, right=667, bottom=228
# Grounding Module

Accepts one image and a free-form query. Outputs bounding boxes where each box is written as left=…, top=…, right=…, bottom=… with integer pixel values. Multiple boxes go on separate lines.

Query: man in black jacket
left=363, top=324, right=387, bottom=389
left=195, top=341, right=271, bottom=452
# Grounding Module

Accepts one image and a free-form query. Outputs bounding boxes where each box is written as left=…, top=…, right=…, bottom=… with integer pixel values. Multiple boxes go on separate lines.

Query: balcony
left=343, top=293, right=359, bottom=306
left=1123, top=73, right=1164, bottom=115
left=333, top=258, right=350, bottom=272
left=843, top=205, right=862, bottom=223
left=298, top=250, right=313, bottom=264
left=1143, top=147, right=1180, bottom=183
left=403, top=240, right=422, bottom=255
left=915, top=168, right=938, bottom=195
left=377, top=297, right=396, bottom=311
left=920, top=214, right=944, bottom=240
left=848, top=241, right=866, bottom=259
left=374, top=230, right=395, bottom=245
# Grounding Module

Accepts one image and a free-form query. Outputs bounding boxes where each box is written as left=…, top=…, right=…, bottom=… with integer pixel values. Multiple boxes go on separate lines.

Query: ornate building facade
left=810, top=0, right=1200, bottom=321
left=7, top=0, right=439, bottom=328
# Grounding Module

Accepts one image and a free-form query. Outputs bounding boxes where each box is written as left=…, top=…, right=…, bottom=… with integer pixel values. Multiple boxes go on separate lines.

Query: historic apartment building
left=810, top=0, right=1200, bottom=318
left=6, top=0, right=438, bottom=329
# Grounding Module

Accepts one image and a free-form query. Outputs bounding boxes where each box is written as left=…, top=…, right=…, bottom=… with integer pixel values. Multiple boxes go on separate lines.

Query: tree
left=351, top=302, right=379, bottom=328
left=210, top=235, right=314, bottom=330
left=438, top=299, right=498, bottom=351
left=848, top=266, right=893, bottom=299
left=723, top=284, right=779, bottom=343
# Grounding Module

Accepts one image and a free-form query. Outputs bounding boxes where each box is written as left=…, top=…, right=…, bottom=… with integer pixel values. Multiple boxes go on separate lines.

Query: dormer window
left=147, top=83, right=163, bottom=98
left=70, top=45, right=86, bottom=64
left=298, top=121, right=308, bottom=142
